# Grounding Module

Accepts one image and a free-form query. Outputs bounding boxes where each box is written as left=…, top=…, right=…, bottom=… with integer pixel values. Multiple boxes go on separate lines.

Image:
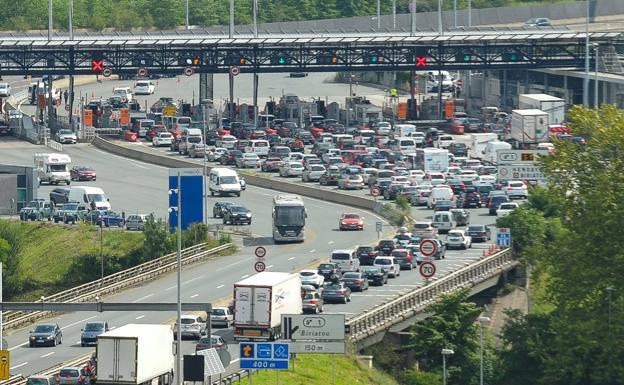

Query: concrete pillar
left=357, top=355, right=374, bottom=368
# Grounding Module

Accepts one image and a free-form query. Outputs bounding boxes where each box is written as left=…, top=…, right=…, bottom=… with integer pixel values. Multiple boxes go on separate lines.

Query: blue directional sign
left=168, top=168, right=204, bottom=232
left=497, top=228, right=511, bottom=247
left=239, top=342, right=289, bottom=370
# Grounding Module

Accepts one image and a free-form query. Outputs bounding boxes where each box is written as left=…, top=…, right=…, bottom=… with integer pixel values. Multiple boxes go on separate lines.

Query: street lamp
left=592, top=43, right=599, bottom=107
left=583, top=0, right=590, bottom=106
left=478, top=316, right=491, bottom=385
left=442, top=348, right=454, bottom=385
left=168, top=178, right=182, bottom=385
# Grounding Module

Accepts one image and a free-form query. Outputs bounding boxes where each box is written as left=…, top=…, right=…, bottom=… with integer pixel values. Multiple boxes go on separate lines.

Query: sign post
left=375, top=221, right=382, bottom=239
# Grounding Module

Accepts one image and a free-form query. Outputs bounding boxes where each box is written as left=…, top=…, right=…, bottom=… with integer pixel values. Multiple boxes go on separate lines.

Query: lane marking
left=190, top=294, right=199, bottom=298
left=267, top=265, right=274, bottom=269
left=240, top=274, right=249, bottom=279
left=309, top=249, right=316, bottom=253
left=288, top=257, right=296, bottom=260
left=10, top=362, right=28, bottom=370
left=132, top=294, right=154, bottom=303
left=328, top=241, right=334, bottom=244
left=216, top=285, right=224, bottom=289
left=61, top=316, right=97, bottom=330
left=8, top=343, right=26, bottom=351
left=135, top=315, right=145, bottom=320
left=166, top=285, right=176, bottom=291
left=183, top=275, right=206, bottom=285
left=216, top=257, right=253, bottom=272
left=41, top=352, right=55, bottom=358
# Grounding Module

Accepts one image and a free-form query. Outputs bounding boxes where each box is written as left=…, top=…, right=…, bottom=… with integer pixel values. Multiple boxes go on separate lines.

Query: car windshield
left=274, top=206, right=305, bottom=227
left=181, top=318, right=197, bottom=324
left=332, top=253, right=350, bottom=260
left=375, top=259, right=391, bottom=265
left=49, top=164, right=66, bottom=172
left=357, top=246, right=373, bottom=252
left=76, top=166, right=93, bottom=171
left=26, top=378, right=48, bottom=385
left=300, top=271, right=316, bottom=277
left=318, top=264, right=334, bottom=270
left=213, top=309, right=226, bottom=316
left=59, top=130, right=72, bottom=135
left=325, top=283, right=343, bottom=289
left=84, top=323, right=104, bottom=331
left=34, top=325, right=55, bottom=333
left=414, top=224, right=430, bottom=229
left=343, top=214, right=360, bottom=219
left=230, top=206, right=247, bottom=213
left=63, top=204, right=78, bottom=210
left=219, top=176, right=237, bottom=184
left=59, top=370, right=79, bottom=378
left=342, top=273, right=360, bottom=279
left=468, top=226, right=485, bottom=232
left=87, top=194, right=105, bottom=202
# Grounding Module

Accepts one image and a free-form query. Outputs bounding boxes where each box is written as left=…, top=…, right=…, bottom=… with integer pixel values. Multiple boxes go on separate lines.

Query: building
left=0, top=165, right=38, bottom=214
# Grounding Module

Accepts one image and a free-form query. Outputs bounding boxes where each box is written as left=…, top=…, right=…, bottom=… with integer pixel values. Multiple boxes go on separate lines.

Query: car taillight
left=309, top=299, right=318, bottom=304
left=338, top=289, right=345, bottom=294
left=480, top=232, right=486, bottom=236
left=355, top=279, right=364, bottom=284
left=506, top=187, right=513, bottom=190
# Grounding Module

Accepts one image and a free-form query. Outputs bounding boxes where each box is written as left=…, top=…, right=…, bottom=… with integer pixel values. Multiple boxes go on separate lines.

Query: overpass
left=0, top=31, right=620, bottom=77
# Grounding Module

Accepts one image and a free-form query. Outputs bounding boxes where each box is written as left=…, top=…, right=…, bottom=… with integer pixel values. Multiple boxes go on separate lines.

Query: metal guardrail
left=44, top=138, right=63, bottom=152
left=3, top=354, right=92, bottom=385
left=2, top=242, right=233, bottom=330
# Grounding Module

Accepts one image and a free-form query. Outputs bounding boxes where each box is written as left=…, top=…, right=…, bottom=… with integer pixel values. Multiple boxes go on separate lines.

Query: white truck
left=422, top=148, right=449, bottom=173
left=96, top=324, right=174, bottom=385
left=233, top=272, right=302, bottom=341
left=518, top=94, right=565, bottom=125
left=469, top=133, right=499, bottom=160
left=34, top=153, right=71, bottom=185
left=511, top=109, right=549, bottom=144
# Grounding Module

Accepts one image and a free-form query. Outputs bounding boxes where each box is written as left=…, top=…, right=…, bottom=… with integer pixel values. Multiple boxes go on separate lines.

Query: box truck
left=96, top=324, right=174, bottom=385
left=511, top=109, right=549, bottom=144
left=422, top=148, right=449, bottom=173
left=518, top=94, right=565, bottom=125
left=469, top=133, right=499, bottom=160
left=233, top=272, right=302, bottom=341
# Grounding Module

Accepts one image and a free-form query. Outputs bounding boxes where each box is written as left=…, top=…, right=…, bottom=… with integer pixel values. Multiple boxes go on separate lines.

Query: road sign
left=169, top=168, right=205, bottom=231
left=137, top=67, right=148, bottom=77
left=419, top=239, right=437, bottom=257
left=255, top=246, right=266, bottom=258
left=282, top=314, right=345, bottom=341
left=370, top=187, right=381, bottom=197
left=290, top=341, right=345, bottom=354
left=0, top=350, right=9, bottom=380
left=254, top=260, right=266, bottom=273
left=497, top=228, right=511, bottom=247
left=230, top=66, right=240, bottom=76
left=184, top=67, right=194, bottom=76
left=239, top=342, right=289, bottom=370
left=497, top=165, right=545, bottom=181
left=419, top=261, right=436, bottom=279
left=496, top=150, right=542, bottom=164
left=375, top=221, right=383, bottom=232
left=64, top=104, right=70, bottom=112
left=102, top=68, right=112, bottom=77
left=163, top=106, right=177, bottom=116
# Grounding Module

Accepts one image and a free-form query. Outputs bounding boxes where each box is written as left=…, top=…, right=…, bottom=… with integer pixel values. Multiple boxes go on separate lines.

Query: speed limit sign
left=183, top=67, right=194, bottom=76
left=102, top=68, right=112, bottom=77
left=137, top=67, right=148, bottom=77
left=419, top=261, right=436, bottom=279
left=229, top=66, right=241, bottom=76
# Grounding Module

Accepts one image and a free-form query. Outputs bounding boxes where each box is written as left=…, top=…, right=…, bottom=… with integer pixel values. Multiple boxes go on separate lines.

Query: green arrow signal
left=278, top=57, right=286, bottom=64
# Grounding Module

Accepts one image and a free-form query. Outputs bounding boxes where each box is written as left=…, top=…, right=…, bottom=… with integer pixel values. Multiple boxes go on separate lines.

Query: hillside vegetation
left=2, top=0, right=568, bottom=31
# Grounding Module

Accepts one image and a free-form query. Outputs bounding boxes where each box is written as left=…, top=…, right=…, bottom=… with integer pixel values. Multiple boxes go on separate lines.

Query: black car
left=466, top=225, right=492, bottom=242
left=49, top=187, right=70, bottom=206
left=433, top=200, right=455, bottom=212
left=375, top=239, right=396, bottom=256
left=222, top=205, right=252, bottom=225
left=213, top=201, right=234, bottom=218
left=487, top=195, right=510, bottom=215
left=319, top=170, right=341, bottom=186
left=339, top=272, right=369, bottom=292
left=383, top=184, right=404, bottom=200
left=356, top=246, right=379, bottom=265
left=450, top=209, right=470, bottom=226
left=448, top=142, right=468, bottom=156
left=461, top=193, right=482, bottom=208
left=219, top=150, right=243, bottom=165
left=317, top=263, right=342, bottom=280
left=362, top=267, right=388, bottom=286
left=29, top=323, right=62, bottom=347
left=447, top=180, right=466, bottom=195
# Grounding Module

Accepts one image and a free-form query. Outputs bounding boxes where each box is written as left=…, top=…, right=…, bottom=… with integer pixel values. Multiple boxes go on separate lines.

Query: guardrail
left=1, top=354, right=93, bottom=385
left=43, top=138, right=63, bottom=152
left=3, top=242, right=233, bottom=330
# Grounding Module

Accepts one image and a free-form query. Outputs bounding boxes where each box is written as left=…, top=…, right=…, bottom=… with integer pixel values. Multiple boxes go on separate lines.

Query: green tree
left=0, top=222, right=26, bottom=298
left=141, top=216, right=174, bottom=262
left=400, top=369, right=442, bottom=385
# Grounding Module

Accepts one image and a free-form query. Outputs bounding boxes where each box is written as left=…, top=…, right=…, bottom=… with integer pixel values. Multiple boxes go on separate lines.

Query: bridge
left=0, top=31, right=620, bottom=76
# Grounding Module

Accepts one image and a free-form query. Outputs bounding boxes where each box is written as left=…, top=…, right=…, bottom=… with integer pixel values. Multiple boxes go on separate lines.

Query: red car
left=70, top=166, right=96, bottom=181
left=310, top=126, right=324, bottom=137
left=339, top=213, right=364, bottom=231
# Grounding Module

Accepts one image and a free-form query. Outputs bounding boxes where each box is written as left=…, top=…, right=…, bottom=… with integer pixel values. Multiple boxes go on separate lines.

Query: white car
left=373, top=256, right=400, bottom=278
left=436, top=135, right=454, bottom=149
left=210, top=307, right=234, bottom=327
left=504, top=180, right=529, bottom=199
left=412, top=221, right=438, bottom=238
left=361, top=168, right=378, bottom=185
left=0, top=82, right=11, bottom=97
left=112, top=87, right=133, bottom=102
left=134, top=80, right=155, bottom=95
left=279, top=161, right=304, bottom=177
left=152, top=132, right=173, bottom=147
left=446, top=230, right=472, bottom=250
left=299, top=270, right=325, bottom=288
left=408, top=169, right=425, bottom=183
left=375, top=122, right=392, bottom=135
left=302, top=164, right=326, bottom=182
left=236, top=153, right=260, bottom=168
left=445, top=166, right=462, bottom=179
left=427, top=172, right=446, bottom=186
left=173, top=314, right=206, bottom=339
left=208, top=147, right=227, bottom=162
left=456, top=169, right=479, bottom=183
left=497, top=202, right=520, bottom=217
left=478, top=175, right=497, bottom=184
left=390, top=175, right=410, bottom=187
left=55, top=129, right=77, bottom=144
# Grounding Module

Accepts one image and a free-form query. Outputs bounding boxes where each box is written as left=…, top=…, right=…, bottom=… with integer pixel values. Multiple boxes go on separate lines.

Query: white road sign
left=281, top=314, right=345, bottom=341
left=497, top=150, right=543, bottom=164
left=497, top=165, right=545, bottom=181
left=290, top=341, right=345, bottom=354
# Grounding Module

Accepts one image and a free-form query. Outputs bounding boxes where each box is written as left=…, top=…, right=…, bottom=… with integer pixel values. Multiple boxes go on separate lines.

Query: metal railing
left=44, top=138, right=63, bottom=152
left=2, top=242, right=233, bottom=330
left=2, top=354, right=93, bottom=385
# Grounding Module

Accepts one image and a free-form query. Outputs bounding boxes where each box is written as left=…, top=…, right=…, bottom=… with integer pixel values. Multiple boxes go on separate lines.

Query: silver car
left=55, top=129, right=77, bottom=144
left=302, top=164, right=326, bottom=182
left=210, top=307, right=233, bottom=328
left=174, top=314, right=206, bottom=339
left=236, top=153, right=260, bottom=168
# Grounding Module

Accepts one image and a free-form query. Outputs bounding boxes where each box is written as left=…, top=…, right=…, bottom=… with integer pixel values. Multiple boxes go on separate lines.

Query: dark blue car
left=85, top=210, right=125, bottom=227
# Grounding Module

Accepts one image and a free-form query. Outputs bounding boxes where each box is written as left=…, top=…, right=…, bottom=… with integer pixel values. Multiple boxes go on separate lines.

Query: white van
left=34, top=153, right=71, bottom=185
left=396, top=137, right=417, bottom=154
left=427, top=186, right=454, bottom=208
left=432, top=211, right=456, bottom=234
left=112, top=87, right=132, bottom=102
left=68, top=186, right=111, bottom=210
left=394, top=124, right=416, bottom=137
left=330, top=249, right=359, bottom=272
left=482, top=141, right=512, bottom=164
left=208, top=168, right=241, bottom=197
left=245, top=140, right=270, bottom=157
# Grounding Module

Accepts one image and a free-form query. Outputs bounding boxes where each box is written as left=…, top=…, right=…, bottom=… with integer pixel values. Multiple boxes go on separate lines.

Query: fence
left=2, top=242, right=233, bottom=330
left=44, top=137, right=63, bottom=152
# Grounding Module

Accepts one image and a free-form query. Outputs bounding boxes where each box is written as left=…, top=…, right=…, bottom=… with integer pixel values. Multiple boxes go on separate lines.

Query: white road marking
left=41, top=352, right=55, bottom=358
left=309, top=249, right=316, bottom=253
left=135, top=315, right=145, bottom=320
left=216, top=257, right=253, bottom=272
left=61, top=316, right=97, bottom=330
left=91, top=148, right=161, bottom=169
left=183, top=275, right=206, bottom=285
left=109, top=326, right=117, bottom=330
left=267, top=265, right=274, bottom=269
left=76, top=341, right=81, bottom=344
left=240, top=275, right=250, bottom=279
left=166, top=285, right=176, bottom=291
left=10, top=362, right=28, bottom=370
left=8, top=343, right=26, bottom=351
left=190, top=294, right=199, bottom=298
left=328, top=241, right=334, bottom=244
left=288, top=257, right=296, bottom=260
left=216, top=285, right=224, bottom=289
left=132, top=294, right=154, bottom=303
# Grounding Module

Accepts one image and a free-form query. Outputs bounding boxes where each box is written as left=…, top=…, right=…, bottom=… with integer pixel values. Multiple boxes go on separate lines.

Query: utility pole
left=410, top=0, right=416, bottom=36
left=453, top=0, right=457, bottom=28
left=68, top=0, right=75, bottom=130
left=392, top=0, right=396, bottom=30
left=185, top=0, right=189, bottom=29
left=229, top=0, right=235, bottom=38
left=583, top=0, right=590, bottom=106
left=376, top=0, right=381, bottom=30
left=253, top=0, right=259, bottom=128
left=438, top=0, right=443, bottom=34
left=47, top=0, right=54, bottom=134
left=594, top=44, right=599, bottom=107
left=175, top=173, right=182, bottom=385
left=468, top=0, right=472, bottom=27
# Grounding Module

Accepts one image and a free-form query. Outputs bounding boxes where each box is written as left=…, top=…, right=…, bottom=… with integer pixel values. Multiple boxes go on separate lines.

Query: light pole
left=468, top=0, right=472, bottom=27
left=100, top=222, right=104, bottom=282
left=168, top=177, right=182, bottom=385
left=583, top=0, right=590, bottom=106
left=593, top=43, right=599, bottom=107
left=478, top=316, right=491, bottom=385
left=229, top=0, right=235, bottom=38
left=377, top=0, right=381, bottom=30
left=253, top=0, right=258, bottom=37
left=185, top=0, right=189, bottom=29
left=410, top=0, right=416, bottom=36
left=392, top=0, right=396, bottom=30
left=442, top=349, right=454, bottom=385
left=453, top=0, right=457, bottom=28
left=438, top=0, right=443, bottom=34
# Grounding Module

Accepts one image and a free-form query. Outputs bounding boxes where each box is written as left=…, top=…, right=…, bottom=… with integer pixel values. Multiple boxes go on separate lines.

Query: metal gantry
left=0, top=30, right=618, bottom=76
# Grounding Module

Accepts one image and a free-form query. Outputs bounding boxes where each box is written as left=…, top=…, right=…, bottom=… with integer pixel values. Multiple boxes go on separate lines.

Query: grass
left=235, top=354, right=399, bottom=385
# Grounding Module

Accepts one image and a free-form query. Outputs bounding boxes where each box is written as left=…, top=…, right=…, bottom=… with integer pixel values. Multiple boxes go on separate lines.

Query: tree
left=400, top=370, right=442, bottom=385
left=141, top=216, right=173, bottom=262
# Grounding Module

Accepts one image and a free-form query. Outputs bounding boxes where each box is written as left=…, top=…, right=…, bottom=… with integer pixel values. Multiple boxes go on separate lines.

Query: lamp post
left=410, top=0, right=416, bottom=36
left=453, top=0, right=457, bottom=28
left=376, top=0, right=381, bottom=30
left=583, top=0, right=590, bottom=106
left=185, top=0, right=189, bottom=29
left=438, top=0, right=443, bottom=34
left=442, top=348, right=454, bottom=385
left=478, top=316, right=491, bottom=385
left=168, top=177, right=182, bottom=385
left=593, top=43, right=599, bottom=107
left=100, top=222, right=104, bottom=282
left=468, top=0, right=472, bottom=27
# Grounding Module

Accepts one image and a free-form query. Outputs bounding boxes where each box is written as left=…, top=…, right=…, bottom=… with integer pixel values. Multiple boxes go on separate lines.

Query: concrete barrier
left=92, top=136, right=377, bottom=211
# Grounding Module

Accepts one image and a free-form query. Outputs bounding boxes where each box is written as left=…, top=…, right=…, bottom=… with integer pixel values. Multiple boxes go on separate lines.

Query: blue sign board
left=496, top=232, right=511, bottom=247
left=168, top=168, right=204, bottom=232
left=239, top=342, right=289, bottom=370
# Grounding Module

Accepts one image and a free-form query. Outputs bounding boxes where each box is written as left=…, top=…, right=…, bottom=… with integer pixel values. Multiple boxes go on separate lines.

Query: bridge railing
left=2, top=242, right=233, bottom=330
left=346, top=248, right=516, bottom=342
